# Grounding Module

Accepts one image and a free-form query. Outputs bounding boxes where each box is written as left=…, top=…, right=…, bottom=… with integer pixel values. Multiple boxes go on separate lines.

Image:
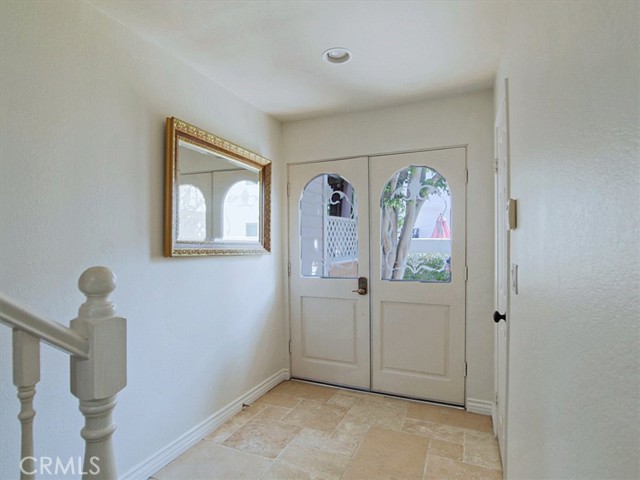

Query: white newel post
left=13, top=330, right=40, bottom=480
left=70, top=267, right=126, bottom=480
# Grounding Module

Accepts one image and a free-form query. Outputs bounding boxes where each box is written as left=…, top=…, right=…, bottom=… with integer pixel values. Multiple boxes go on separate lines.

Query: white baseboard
left=466, top=398, right=494, bottom=417
left=120, top=368, right=290, bottom=480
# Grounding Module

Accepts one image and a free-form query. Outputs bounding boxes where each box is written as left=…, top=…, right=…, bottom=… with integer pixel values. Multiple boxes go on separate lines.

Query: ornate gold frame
left=164, top=117, right=271, bottom=256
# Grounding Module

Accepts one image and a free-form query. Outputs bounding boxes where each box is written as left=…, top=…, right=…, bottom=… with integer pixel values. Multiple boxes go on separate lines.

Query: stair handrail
left=0, top=266, right=126, bottom=480
left=0, top=295, right=89, bottom=359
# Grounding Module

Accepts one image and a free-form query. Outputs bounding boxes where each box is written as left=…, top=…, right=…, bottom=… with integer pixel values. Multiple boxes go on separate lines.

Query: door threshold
left=290, top=377, right=464, bottom=410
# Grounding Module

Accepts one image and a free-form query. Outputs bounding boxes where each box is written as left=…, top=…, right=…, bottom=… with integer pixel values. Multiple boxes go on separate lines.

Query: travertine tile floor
left=152, top=380, right=503, bottom=480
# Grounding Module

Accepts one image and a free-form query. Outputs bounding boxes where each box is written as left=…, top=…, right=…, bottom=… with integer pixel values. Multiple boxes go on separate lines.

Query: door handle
left=352, top=277, right=368, bottom=295
left=493, top=311, right=507, bottom=323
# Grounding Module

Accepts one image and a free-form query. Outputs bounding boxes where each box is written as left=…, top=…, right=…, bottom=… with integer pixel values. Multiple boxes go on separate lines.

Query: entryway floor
left=151, top=380, right=503, bottom=479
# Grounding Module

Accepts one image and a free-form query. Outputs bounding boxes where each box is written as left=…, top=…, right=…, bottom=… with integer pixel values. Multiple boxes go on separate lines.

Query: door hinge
left=465, top=266, right=469, bottom=282
left=288, top=339, right=292, bottom=355
left=495, top=392, right=499, bottom=406
left=288, top=262, right=291, bottom=276
left=465, top=168, right=469, bottom=184
left=287, top=182, right=290, bottom=197
left=494, top=158, right=499, bottom=173
left=464, top=362, right=468, bottom=377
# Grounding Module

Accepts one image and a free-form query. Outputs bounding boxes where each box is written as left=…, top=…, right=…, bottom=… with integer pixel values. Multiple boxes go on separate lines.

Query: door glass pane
left=380, top=166, right=451, bottom=282
left=300, top=174, right=358, bottom=278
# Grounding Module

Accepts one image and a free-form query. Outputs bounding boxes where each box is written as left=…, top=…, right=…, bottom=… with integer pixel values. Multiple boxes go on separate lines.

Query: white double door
left=288, top=148, right=467, bottom=405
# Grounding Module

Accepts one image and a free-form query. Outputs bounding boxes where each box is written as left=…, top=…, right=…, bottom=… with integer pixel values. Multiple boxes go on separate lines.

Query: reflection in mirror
left=164, top=117, right=271, bottom=256
left=178, top=183, right=207, bottom=241
left=223, top=180, right=259, bottom=241
left=177, top=139, right=260, bottom=243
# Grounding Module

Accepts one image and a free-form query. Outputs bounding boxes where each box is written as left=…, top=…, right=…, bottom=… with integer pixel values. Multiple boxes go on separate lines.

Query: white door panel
left=380, top=302, right=449, bottom=375
left=289, top=158, right=370, bottom=389
left=495, top=80, right=511, bottom=467
left=369, top=148, right=466, bottom=404
left=300, top=296, right=357, bottom=364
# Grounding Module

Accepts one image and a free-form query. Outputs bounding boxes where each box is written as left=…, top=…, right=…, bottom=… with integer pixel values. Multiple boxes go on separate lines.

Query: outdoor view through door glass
left=381, top=165, right=451, bottom=282
left=300, top=174, right=358, bottom=278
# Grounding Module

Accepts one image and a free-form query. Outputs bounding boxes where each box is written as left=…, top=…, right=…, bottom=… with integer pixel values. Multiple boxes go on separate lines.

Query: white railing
left=0, top=266, right=126, bottom=480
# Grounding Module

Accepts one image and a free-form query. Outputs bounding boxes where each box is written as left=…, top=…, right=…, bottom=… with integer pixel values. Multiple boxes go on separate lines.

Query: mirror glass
left=165, top=118, right=271, bottom=256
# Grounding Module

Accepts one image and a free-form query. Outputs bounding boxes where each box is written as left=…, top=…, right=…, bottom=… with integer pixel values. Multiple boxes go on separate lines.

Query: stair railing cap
left=78, top=267, right=116, bottom=298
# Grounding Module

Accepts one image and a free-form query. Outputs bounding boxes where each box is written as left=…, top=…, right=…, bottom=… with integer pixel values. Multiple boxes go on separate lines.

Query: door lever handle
left=352, top=277, right=368, bottom=295
left=493, top=311, right=507, bottom=323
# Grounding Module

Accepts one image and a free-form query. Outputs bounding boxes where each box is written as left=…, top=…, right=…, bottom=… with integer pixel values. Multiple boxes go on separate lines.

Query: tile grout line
left=422, top=438, right=432, bottom=480
left=203, top=403, right=265, bottom=445
left=265, top=388, right=357, bottom=479
left=245, top=400, right=301, bottom=477
left=462, top=430, right=467, bottom=466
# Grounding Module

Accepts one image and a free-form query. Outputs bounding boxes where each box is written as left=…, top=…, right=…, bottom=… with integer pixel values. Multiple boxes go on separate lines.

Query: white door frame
left=494, top=78, right=511, bottom=472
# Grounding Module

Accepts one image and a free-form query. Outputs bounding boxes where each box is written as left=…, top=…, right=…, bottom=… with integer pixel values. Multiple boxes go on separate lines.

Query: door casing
left=494, top=78, right=511, bottom=471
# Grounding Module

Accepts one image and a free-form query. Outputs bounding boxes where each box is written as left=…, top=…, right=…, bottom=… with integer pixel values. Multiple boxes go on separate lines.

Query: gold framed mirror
left=164, top=117, right=271, bottom=256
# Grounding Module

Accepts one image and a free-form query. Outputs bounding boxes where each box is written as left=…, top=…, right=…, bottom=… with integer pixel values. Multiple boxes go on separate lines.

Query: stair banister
left=0, top=295, right=89, bottom=358
left=12, top=329, right=40, bottom=480
left=0, top=266, right=126, bottom=480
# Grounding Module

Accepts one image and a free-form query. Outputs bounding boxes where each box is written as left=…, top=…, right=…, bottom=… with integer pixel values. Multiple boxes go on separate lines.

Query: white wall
left=0, top=1, right=286, bottom=478
left=495, top=1, right=639, bottom=478
left=283, top=90, right=496, bottom=404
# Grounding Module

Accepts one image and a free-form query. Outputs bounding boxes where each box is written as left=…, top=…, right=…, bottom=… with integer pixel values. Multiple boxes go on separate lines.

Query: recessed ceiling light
left=322, top=47, right=351, bottom=64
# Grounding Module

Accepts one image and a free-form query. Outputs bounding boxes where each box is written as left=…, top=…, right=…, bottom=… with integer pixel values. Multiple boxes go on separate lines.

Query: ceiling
left=88, top=0, right=508, bottom=122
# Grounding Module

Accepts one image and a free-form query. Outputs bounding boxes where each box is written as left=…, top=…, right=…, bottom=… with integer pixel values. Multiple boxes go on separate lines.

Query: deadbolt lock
left=352, top=277, right=368, bottom=295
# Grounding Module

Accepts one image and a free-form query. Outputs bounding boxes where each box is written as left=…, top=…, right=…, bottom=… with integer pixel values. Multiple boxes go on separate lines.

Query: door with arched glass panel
left=288, top=158, right=370, bottom=389
left=370, top=148, right=466, bottom=404
left=288, top=148, right=466, bottom=404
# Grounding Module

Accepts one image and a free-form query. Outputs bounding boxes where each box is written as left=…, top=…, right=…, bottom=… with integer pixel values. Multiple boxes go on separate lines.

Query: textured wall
left=495, top=1, right=640, bottom=478
left=283, top=90, right=496, bottom=404
left=0, top=1, right=286, bottom=478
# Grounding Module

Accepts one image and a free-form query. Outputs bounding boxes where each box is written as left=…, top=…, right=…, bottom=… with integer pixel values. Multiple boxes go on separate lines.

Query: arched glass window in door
left=380, top=165, right=451, bottom=282
left=300, top=174, right=358, bottom=278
